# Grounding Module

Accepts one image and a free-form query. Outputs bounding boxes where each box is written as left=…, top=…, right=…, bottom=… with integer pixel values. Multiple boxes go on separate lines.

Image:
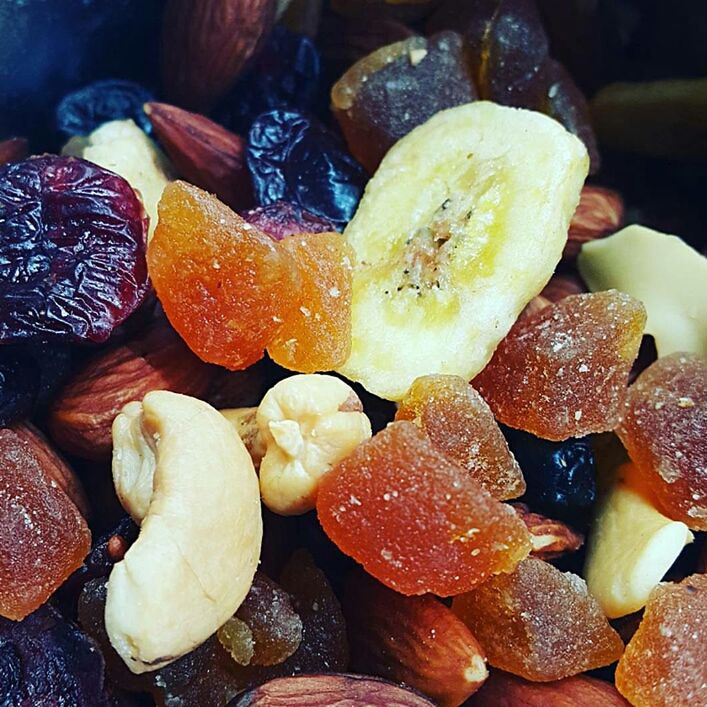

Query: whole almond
left=161, top=0, right=277, bottom=111
left=145, top=102, right=252, bottom=210
left=468, top=670, right=629, bottom=706
left=343, top=571, right=488, bottom=707
left=232, top=673, right=435, bottom=706
left=564, top=185, right=624, bottom=260
left=511, top=503, right=583, bottom=560
left=0, top=137, right=29, bottom=165
left=48, top=325, right=213, bottom=461
left=541, top=273, right=586, bottom=302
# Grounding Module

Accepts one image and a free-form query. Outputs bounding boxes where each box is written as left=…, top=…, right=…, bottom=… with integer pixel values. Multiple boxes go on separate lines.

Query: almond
left=468, top=670, right=629, bottom=706
left=145, top=102, right=252, bottom=210
left=564, top=185, right=624, bottom=260
left=511, top=503, right=583, bottom=560
left=520, top=295, right=551, bottom=320
left=0, top=137, right=29, bottom=165
left=48, top=325, right=213, bottom=461
left=161, top=0, right=277, bottom=111
left=343, top=570, right=488, bottom=707
left=541, top=273, right=586, bottom=302
left=232, top=674, right=435, bottom=706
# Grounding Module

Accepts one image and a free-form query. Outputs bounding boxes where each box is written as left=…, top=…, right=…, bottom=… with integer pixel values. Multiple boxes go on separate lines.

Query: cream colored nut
left=221, top=407, right=267, bottom=470
left=257, top=374, right=371, bottom=515
left=585, top=461, right=693, bottom=619
left=106, top=391, right=262, bottom=673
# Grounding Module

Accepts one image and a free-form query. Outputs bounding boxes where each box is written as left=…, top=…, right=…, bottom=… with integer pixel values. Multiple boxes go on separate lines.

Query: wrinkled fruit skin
left=55, top=79, right=155, bottom=138
left=241, top=201, right=336, bottom=241
left=0, top=155, right=149, bottom=344
left=0, top=605, right=110, bottom=706
left=247, top=109, right=367, bottom=227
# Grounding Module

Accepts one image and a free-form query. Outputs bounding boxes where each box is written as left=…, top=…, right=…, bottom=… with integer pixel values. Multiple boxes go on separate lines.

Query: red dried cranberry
left=0, top=155, right=149, bottom=344
left=241, top=201, right=337, bottom=241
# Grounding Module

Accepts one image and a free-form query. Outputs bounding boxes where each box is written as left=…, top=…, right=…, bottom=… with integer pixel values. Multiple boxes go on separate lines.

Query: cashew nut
left=256, top=374, right=372, bottom=515
left=585, top=461, right=693, bottom=619
left=106, top=391, right=262, bottom=673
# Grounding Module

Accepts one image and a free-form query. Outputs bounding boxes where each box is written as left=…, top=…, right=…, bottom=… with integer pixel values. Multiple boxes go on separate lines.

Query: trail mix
left=0, top=1, right=706, bottom=706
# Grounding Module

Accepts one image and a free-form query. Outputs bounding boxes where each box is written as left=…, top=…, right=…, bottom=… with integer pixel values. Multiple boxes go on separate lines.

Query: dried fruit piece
left=343, top=570, right=488, bottom=706
left=317, top=421, right=531, bottom=596
left=474, top=291, right=646, bottom=441
left=148, top=181, right=298, bottom=369
left=338, top=102, right=588, bottom=400
left=452, top=558, right=624, bottom=681
left=219, top=617, right=255, bottom=666
left=616, top=353, right=707, bottom=530
left=247, top=109, right=367, bottom=227
left=242, top=201, right=336, bottom=241
left=331, top=32, right=478, bottom=173
left=395, top=375, right=525, bottom=500
left=0, top=155, right=149, bottom=344
left=511, top=503, right=584, bottom=560
left=268, top=232, right=353, bottom=371
left=616, top=574, right=707, bottom=707
left=0, top=426, right=90, bottom=620
left=0, top=347, right=39, bottom=426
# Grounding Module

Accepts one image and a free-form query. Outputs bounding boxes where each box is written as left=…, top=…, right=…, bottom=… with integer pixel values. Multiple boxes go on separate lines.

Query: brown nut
left=540, top=273, right=586, bottom=303
left=0, top=136, right=29, bottom=165
left=220, top=407, right=267, bottom=469
left=564, top=184, right=623, bottom=260
left=511, top=503, right=584, bottom=560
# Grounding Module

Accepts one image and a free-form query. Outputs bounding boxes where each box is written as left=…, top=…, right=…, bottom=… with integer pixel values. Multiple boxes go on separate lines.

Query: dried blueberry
left=502, top=426, right=597, bottom=526
left=0, top=155, right=149, bottom=344
left=247, top=110, right=366, bottom=227
left=0, top=348, right=38, bottom=426
left=55, top=79, right=155, bottom=138
left=0, top=604, right=110, bottom=706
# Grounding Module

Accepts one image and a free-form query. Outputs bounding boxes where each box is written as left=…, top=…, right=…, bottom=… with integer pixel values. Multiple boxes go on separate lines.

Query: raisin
left=246, top=109, right=367, bottom=227
left=242, top=201, right=336, bottom=241
left=0, top=155, right=149, bottom=344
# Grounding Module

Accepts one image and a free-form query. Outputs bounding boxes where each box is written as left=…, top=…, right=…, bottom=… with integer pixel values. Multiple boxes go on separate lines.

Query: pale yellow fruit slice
left=338, top=101, right=589, bottom=400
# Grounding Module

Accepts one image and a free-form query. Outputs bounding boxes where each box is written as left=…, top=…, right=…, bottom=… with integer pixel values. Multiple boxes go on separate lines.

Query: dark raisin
left=0, top=155, right=149, bottom=344
left=55, top=79, right=155, bottom=138
left=0, top=348, right=38, bottom=426
left=242, top=200, right=337, bottom=241
left=247, top=109, right=366, bottom=227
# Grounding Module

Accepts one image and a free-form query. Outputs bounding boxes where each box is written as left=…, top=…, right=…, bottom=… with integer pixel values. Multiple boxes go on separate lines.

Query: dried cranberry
left=241, top=201, right=337, bottom=241
left=0, top=156, right=149, bottom=344
left=247, top=110, right=366, bottom=227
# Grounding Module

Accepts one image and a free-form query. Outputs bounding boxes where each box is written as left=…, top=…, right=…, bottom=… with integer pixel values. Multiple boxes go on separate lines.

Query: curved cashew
left=106, top=391, right=262, bottom=673
left=256, top=374, right=372, bottom=516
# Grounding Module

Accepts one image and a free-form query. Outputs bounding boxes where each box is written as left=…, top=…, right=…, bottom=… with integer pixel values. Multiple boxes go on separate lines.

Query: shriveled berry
left=0, top=155, right=149, bottom=344
left=55, top=79, right=155, bottom=138
left=242, top=201, right=336, bottom=241
left=247, top=109, right=366, bottom=227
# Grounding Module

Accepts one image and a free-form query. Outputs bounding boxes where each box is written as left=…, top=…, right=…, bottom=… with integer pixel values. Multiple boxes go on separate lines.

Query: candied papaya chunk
left=317, top=421, right=531, bottom=596
left=396, top=374, right=525, bottom=500
left=616, top=353, right=707, bottom=530
left=474, top=291, right=646, bottom=441
left=452, top=558, right=624, bottom=681
left=615, top=574, right=707, bottom=707
left=267, top=232, right=353, bottom=372
left=0, top=427, right=91, bottom=620
left=331, top=31, right=478, bottom=173
left=147, top=181, right=298, bottom=369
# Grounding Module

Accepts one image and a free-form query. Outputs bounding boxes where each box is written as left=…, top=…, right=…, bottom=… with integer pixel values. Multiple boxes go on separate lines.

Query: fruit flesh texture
left=331, top=31, right=478, bottom=173
left=148, top=181, right=298, bottom=370
left=0, top=427, right=90, bottom=620
left=317, top=420, right=531, bottom=596
left=615, top=574, right=707, bottom=707
left=452, top=558, right=624, bottom=681
left=267, top=232, right=353, bottom=372
left=474, top=290, right=646, bottom=441
left=395, top=374, right=525, bottom=500
left=616, top=352, right=707, bottom=530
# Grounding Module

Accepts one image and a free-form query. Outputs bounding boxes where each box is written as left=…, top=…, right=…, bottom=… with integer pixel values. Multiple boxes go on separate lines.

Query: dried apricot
left=617, top=352, right=707, bottom=530
left=474, top=291, right=646, bottom=441
left=317, top=421, right=531, bottom=596
left=395, top=374, right=525, bottom=500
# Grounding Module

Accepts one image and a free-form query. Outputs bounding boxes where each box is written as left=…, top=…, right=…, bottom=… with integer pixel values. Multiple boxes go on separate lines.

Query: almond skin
left=343, top=571, right=488, bottom=707
left=232, top=673, right=435, bottom=706
left=541, top=273, right=586, bottom=302
left=48, top=325, right=213, bottom=461
left=145, top=102, right=252, bottom=210
left=564, top=185, right=624, bottom=260
left=511, top=503, right=584, bottom=560
left=0, top=137, right=29, bottom=166
left=161, top=0, right=277, bottom=110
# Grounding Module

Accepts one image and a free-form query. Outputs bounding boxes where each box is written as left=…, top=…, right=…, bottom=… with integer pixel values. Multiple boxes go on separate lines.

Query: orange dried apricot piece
left=316, top=421, right=531, bottom=596
left=452, top=558, right=624, bottom=681
left=0, top=426, right=91, bottom=620
left=396, top=374, right=526, bottom=500
left=616, top=574, right=707, bottom=707
left=147, top=181, right=298, bottom=369
left=617, top=352, right=707, bottom=530
left=268, top=232, right=353, bottom=372
left=474, top=290, right=646, bottom=441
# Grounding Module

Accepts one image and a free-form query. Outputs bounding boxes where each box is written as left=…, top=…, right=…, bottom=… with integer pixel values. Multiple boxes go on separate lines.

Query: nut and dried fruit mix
left=0, top=1, right=705, bottom=706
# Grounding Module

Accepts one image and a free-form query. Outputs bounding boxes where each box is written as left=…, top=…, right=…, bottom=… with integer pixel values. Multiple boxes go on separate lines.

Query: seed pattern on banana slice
left=338, top=102, right=589, bottom=400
